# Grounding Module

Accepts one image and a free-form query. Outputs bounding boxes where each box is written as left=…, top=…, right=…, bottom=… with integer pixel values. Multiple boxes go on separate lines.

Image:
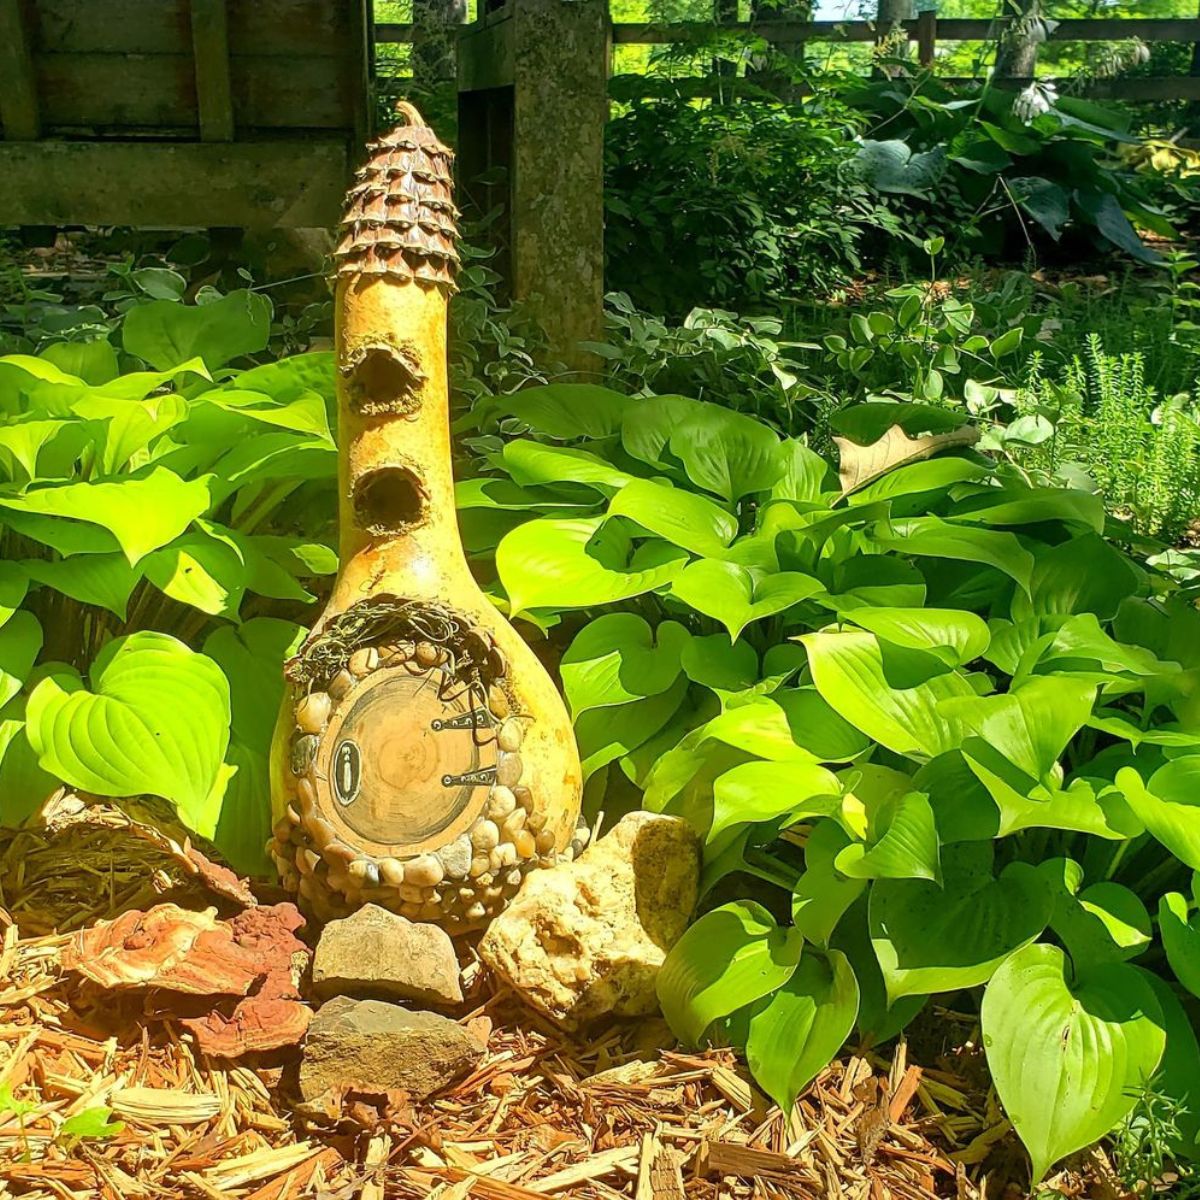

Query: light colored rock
left=478, top=811, right=700, bottom=1030
left=299, top=997, right=484, bottom=1101
left=310, top=904, right=462, bottom=1006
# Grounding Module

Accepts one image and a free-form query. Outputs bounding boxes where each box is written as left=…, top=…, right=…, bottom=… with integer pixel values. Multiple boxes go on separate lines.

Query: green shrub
left=0, top=291, right=338, bottom=871
left=604, top=92, right=900, bottom=314
left=470, top=382, right=1200, bottom=1184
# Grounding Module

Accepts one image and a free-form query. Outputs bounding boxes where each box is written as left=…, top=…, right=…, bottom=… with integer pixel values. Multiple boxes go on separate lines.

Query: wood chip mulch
left=0, top=819, right=1119, bottom=1199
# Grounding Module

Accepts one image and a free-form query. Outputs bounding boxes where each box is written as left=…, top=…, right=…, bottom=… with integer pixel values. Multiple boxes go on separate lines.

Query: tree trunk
left=874, top=0, right=913, bottom=76
left=994, top=0, right=1042, bottom=79
left=749, top=0, right=813, bottom=97
left=412, top=0, right=466, bottom=92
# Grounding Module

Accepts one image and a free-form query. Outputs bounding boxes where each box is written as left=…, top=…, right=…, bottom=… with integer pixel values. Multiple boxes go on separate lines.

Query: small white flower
left=1012, top=81, right=1058, bottom=123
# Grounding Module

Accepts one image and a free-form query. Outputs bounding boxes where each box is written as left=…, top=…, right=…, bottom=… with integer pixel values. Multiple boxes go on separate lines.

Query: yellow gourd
left=268, top=105, right=584, bottom=932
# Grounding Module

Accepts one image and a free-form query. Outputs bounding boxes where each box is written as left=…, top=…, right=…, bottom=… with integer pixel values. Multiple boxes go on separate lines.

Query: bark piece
left=311, top=904, right=463, bottom=1007
left=62, top=904, right=262, bottom=995
left=299, top=997, right=484, bottom=1102
left=479, top=812, right=700, bottom=1030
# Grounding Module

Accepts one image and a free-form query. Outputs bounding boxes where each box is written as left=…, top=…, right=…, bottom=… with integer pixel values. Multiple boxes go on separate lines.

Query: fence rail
left=376, top=15, right=1200, bottom=101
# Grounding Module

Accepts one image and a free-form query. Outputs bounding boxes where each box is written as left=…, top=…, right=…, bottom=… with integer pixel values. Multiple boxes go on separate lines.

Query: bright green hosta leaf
left=939, top=676, right=1096, bottom=784
left=1051, top=879, right=1151, bottom=965
left=1117, top=757, right=1200, bottom=870
left=746, top=949, right=859, bottom=1112
left=792, top=820, right=866, bottom=946
left=142, top=528, right=247, bottom=618
left=502, top=439, right=633, bottom=491
left=834, top=791, right=940, bottom=883
left=800, top=629, right=975, bottom=759
left=21, top=555, right=141, bottom=619
left=620, top=394, right=703, bottom=470
left=40, top=339, right=119, bottom=385
left=121, top=289, right=271, bottom=371
left=869, top=516, right=1034, bottom=591
left=575, top=676, right=688, bottom=780
left=196, top=387, right=333, bottom=444
left=0, top=418, right=82, bottom=482
left=560, top=613, right=690, bottom=716
left=495, top=383, right=632, bottom=439
left=1143, top=973, right=1200, bottom=1161
left=0, top=563, right=28, bottom=630
left=708, top=760, right=841, bottom=847
left=667, top=403, right=787, bottom=502
left=0, top=611, right=43, bottom=708
left=0, top=467, right=212, bottom=565
left=769, top=438, right=835, bottom=503
left=657, top=900, right=803, bottom=1047
left=848, top=456, right=988, bottom=505
left=981, top=944, right=1166, bottom=1184
left=608, top=478, right=737, bottom=558
left=672, top=561, right=822, bottom=641
left=1159, top=891, right=1200, bottom=1000
left=843, top=606, right=990, bottom=668
left=203, top=618, right=304, bottom=875
left=1014, top=533, right=1140, bottom=620
left=871, top=844, right=1053, bottom=1001
left=948, top=486, right=1105, bottom=533
left=0, top=716, right=58, bottom=826
left=72, top=391, right=187, bottom=474
left=680, top=634, right=758, bottom=696
left=496, top=516, right=686, bottom=616
left=26, top=632, right=231, bottom=836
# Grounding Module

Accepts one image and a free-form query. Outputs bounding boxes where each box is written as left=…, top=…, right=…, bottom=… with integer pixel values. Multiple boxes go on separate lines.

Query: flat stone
left=479, top=811, right=700, bottom=1030
left=310, top=904, right=462, bottom=1006
left=299, top=997, right=484, bottom=1101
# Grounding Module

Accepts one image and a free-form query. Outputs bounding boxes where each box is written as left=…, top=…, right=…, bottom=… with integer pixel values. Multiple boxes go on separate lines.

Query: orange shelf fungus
left=268, top=105, right=584, bottom=932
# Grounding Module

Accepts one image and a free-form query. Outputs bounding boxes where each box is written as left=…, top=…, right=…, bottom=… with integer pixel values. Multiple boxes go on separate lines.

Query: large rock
left=479, top=811, right=700, bottom=1029
left=310, top=904, right=462, bottom=1007
left=299, top=997, right=484, bottom=1101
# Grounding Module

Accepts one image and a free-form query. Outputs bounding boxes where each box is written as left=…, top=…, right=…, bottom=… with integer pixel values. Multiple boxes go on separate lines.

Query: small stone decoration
left=299, top=997, right=485, bottom=1102
left=479, top=811, right=701, bottom=1030
left=310, top=904, right=463, bottom=1007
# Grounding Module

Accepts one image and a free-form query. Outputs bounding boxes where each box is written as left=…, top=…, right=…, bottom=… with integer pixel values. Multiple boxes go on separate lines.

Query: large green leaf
left=608, top=478, right=737, bottom=558
left=1159, top=890, right=1200, bottom=1000
left=1048, top=875, right=1151, bottom=966
left=869, top=516, right=1034, bottom=591
left=656, top=900, right=803, bottom=1047
left=203, top=618, right=304, bottom=874
left=939, top=676, right=1096, bottom=784
left=834, top=791, right=940, bottom=883
left=667, top=404, right=787, bottom=502
left=800, top=629, right=975, bottom=759
left=494, top=383, right=632, bottom=439
left=745, top=949, right=859, bottom=1112
left=871, top=844, right=1053, bottom=1001
left=25, top=632, right=231, bottom=836
left=792, top=819, right=867, bottom=946
left=0, top=716, right=58, bottom=826
left=0, top=467, right=212, bottom=565
left=501, top=439, right=633, bottom=491
left=0, top=563, right=28, bottom=630
left=672, top=561, right=823, bottom=641
left=72, top=391, right=188, bottom=475
left=1013, top=533, right=1140, bottom=620
left=560, top=614, right=690, bottom=716
left=708, top=760, right=841, bottom=847
left=0, top=611, right=43, bottom=708
left=843, top=606, right=990, bottom=668
left=496, top=516, right=686, bottom=616
left=121, top=290, right=271, bottom=371
left=21, top=554, right=141, bottom=619
left=1117, top=757, right=1200, bottom=870
left=142, top=528, right=247, bottom=618
left=575, top=676, right=688, bottom=781
left=981, top=944, right=1165, bottom=1184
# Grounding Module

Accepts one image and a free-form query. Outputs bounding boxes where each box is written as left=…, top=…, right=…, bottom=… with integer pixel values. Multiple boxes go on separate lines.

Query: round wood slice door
left=313, top=668, right=497, bottom=855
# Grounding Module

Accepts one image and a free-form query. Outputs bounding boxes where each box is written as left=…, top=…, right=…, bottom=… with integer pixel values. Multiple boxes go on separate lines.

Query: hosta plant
left=0, top=290, right=338, bottom=871
left=468, top=383, right=1200, bottom=1184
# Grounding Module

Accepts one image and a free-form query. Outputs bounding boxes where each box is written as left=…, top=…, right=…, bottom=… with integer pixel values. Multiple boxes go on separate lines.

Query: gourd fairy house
left=269, top=104, right=585, bottom=932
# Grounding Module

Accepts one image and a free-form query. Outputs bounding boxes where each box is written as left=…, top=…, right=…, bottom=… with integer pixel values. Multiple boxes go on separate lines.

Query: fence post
left=458, top=0, right=608, bottom=372
left=916, top=6, right=937, bottom=67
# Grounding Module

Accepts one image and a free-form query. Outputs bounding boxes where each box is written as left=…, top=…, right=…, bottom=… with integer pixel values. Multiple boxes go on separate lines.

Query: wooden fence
left=378, top=15, right=1200, bottom=101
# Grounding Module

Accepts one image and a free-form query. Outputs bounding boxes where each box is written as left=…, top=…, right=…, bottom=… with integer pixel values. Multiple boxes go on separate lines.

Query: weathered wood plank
left=0, top=139, right=350, bottom=227
left=458, top=16, right=515, bottom=91
left=345, top=0, right=371, bottom=147
left=916, top=8, right=936, bottom=68
left=191, top=0, right=235, bottom=141
left=0, top=0, right=41, bottom=140
left=610, top=17, right=1200, bottom=44
left=33, top=52, right=348, bottom=131
left=29, top=0, right=350, bottom=56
